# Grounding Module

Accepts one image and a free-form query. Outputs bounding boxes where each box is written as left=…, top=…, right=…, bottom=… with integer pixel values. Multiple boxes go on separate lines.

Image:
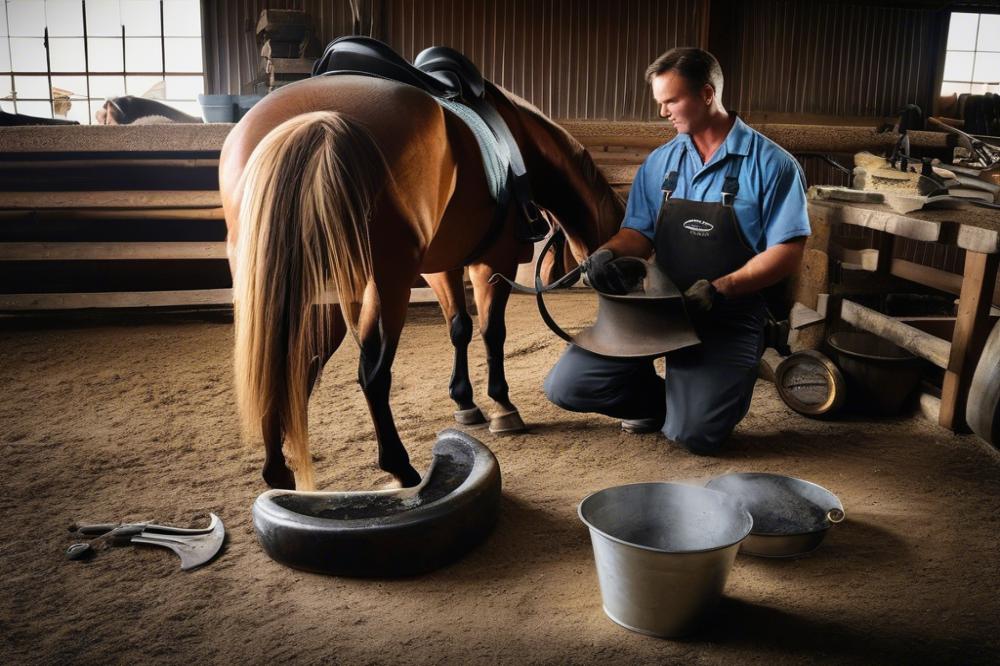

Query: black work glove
left=581, top=249, right=645, bottom=295
left=683, top=279, right=724, bottom=314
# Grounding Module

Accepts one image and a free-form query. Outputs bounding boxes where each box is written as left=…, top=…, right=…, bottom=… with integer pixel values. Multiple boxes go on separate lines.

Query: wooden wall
left=203, top=0, right=960, bottom=124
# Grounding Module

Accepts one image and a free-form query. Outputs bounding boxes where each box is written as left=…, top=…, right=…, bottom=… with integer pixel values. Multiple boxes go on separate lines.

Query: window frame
left=0, top=0, right=204, bottom=123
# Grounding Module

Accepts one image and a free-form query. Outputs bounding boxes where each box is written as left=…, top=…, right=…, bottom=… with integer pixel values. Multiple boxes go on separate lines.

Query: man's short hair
left=645, top=47, right=724, bottom=98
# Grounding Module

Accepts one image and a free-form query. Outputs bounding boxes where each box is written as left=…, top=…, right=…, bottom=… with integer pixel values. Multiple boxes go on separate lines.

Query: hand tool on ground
left=66, top=513, right=225, bottom=570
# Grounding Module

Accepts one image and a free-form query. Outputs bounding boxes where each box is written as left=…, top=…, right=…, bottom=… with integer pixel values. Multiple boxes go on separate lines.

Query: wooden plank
left=0, top=242, right=228, bottom=261
left=890, top=258, right=964, bottom=295
left=0, top=207, right=226, bottom=221
left=809, top=201, right=941, bottom=242
left=0, top=124, right=232, bottom=153
left=0, top=286, right=439, bottom=312
left=0, top=289, right=233, bottom=310
left=0, top=158, right=218, bottom=169
left=0, top=191, right=222, bottom=210
left=560, top=121, right=951, bottom=154
left=839, top=298, right=952, bottom=369
left=939, top=250, right=1000, bottom=430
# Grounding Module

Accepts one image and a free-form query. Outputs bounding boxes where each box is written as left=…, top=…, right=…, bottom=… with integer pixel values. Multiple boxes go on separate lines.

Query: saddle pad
left=431, top=96, right=511, bottom=206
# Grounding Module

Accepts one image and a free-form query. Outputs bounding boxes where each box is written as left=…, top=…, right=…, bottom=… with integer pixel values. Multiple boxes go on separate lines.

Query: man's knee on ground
left=664, top=414, right=739, bottom=455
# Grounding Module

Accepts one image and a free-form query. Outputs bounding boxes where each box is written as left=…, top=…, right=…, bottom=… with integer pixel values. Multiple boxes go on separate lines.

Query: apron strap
left=661, top=144, right=687, bottom=201
left=721, top=154, right=744, bottom=207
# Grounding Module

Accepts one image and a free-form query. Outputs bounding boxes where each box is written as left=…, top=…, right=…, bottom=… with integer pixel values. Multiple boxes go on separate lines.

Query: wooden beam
left=939, top=250, right=1000, bottom=430
left=839, top=298, right=952, bottom=369
left=0, top=207, right=226, bottom=221
left=0, top=190, right=222, bottom=210
left=0, top=242, right=228, bottom=261
left=0, top=286, right=440, bottom=311
left=0, top=289, right=233, bottom=310
left=809, top=201, right=941, bottom=242
left=0, top=158, right=219, bottom=169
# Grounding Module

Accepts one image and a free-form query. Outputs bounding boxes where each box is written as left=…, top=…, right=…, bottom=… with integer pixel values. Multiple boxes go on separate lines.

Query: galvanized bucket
left=578, top=482, right=753, bottom=638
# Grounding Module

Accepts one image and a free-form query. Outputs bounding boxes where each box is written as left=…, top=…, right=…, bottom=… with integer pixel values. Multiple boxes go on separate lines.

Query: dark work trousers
left=543, top=296, right=767, bottom=454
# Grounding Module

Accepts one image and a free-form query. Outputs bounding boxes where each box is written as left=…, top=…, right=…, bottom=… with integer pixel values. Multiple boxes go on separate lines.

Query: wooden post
left=939, top=250, right=1000, bottom=430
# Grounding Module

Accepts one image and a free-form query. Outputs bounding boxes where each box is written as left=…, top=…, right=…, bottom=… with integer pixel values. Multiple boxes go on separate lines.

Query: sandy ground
left=2, top=292, right=999, bottom=665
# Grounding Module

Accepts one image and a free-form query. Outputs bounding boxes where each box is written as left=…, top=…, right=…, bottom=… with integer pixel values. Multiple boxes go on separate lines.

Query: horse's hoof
left=263, top=464, right=296, bottom=490
left=454, top=406, right=488, bottom=426
left=396, top=464, right=423, bottom=488
left=489, top=409, right=527, bottom=434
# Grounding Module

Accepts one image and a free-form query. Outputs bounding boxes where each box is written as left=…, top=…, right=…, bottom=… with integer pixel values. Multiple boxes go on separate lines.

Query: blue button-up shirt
left=622, top=116, right=811, bottom=253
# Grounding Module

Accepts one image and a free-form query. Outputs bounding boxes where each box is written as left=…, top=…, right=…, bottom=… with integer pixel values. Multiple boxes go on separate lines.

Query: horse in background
left=96, top=96, right=203, bottom=124
left=220, top=73, right=623, bottom=490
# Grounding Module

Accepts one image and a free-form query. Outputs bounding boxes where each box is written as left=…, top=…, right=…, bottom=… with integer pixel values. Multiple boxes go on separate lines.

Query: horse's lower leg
left=425, top=269, right=486, bottom=425
left=470, top=263, right=526, bottom=433
left=357, top=286, right=421, bottom=487
left=261, top=304, right=346, bottom=489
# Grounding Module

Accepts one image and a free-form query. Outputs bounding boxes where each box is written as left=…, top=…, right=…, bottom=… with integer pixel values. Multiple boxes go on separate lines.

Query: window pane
left=0, top=3, right=7, bottom=37
left=88, top=37, right=124, bottom=72
left=87, top=0, right=122, bottom=37
left=163, top=0, right=201, bottom=37
left=14, top=75, right=52, bottom=99
left=0, top=39, right=10, bottom=71
left=941, top=81, right=972, bottom=97
left=164, top=75, right=203, bottom=99
left=122, top=0, right=161, bottom=37
left=948, top=13, right=980, bottom=51
left=168, top=100, right=201, bottom=116
left=64, top=98, right=92, bottom=123
left=973, top=52, right=1000, bottom=82
left=51, top=75, right=88, bottom=98
left=18, top=100, right=54, bottom=118
left=88, top=76, right=126, bottom=98
left=8, top=0, right=47, bottom=37
left=125, top=37, right=162, bottom=71
left=978, top=14, right=1000, bottom=52
left=126, top=75, right=164, bottom=96
left=944, top=51, right=974, bottom=82
left=10, top=37, right=47, bottom=71
left=164, top=38, right=202, bottom=72
left=46, top=0, right=85, bottom=37
left=49, top=38, right=86, bottom=72
left=1, top=75, right=12, bottom=99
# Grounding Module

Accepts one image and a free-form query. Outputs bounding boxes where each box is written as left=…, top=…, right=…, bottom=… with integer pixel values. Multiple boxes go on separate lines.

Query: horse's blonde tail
left=232, top=111, right=388, bottom=490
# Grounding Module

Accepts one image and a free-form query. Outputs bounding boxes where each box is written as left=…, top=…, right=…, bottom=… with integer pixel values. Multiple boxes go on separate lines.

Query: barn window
left=941, top=12, right=1000, bottom=97
left=0, top=0, right=204, bottom=123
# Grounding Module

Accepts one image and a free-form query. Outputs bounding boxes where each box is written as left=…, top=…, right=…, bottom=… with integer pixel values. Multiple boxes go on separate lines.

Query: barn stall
left=2, top=0, right=1000, bottom=663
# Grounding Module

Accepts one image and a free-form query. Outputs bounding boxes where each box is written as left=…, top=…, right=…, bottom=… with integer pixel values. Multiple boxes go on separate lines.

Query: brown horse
left=220, top=74, right=623, bottom=490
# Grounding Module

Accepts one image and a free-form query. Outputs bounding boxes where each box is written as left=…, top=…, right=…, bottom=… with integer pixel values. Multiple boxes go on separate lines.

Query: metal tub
left=578, top=483, right=753, bottom=638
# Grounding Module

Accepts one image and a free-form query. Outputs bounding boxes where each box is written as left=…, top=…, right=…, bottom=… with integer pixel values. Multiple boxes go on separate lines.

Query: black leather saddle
left=312, top=36, right=549, bottom=243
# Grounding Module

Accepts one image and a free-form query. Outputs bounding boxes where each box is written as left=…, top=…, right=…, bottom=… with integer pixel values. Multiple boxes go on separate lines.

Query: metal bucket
left=827, top=331, right=924, bottom=415
left=578, top=483, right=753, bottom=638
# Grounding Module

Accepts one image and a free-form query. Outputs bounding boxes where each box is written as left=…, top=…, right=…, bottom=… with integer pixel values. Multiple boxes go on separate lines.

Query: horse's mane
left=487, top=83, right=625, bottom=213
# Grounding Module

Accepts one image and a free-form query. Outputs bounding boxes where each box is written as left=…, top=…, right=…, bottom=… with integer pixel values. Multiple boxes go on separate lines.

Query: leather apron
left=653, top=145, right=756, bottom=294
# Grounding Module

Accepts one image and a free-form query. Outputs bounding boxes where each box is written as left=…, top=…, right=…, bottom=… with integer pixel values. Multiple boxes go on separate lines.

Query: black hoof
left=263, top=464, right=296, bottom=490
left=396, top=464, right=423, bottom=488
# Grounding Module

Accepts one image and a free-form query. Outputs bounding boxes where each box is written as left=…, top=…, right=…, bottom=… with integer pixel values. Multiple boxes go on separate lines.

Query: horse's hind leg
left=469, top=256, right=527, bottom=434
left=357, top=281, right=422, bottom=487
left=261, top=304, right=346, bottom=489
left=424, top=268, right=488, bottom=426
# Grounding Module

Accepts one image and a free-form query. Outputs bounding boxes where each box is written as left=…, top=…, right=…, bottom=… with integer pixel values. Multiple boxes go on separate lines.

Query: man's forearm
left=599, top=228, right=655, bottom=259
left=713, top=238, right=806, bottom=297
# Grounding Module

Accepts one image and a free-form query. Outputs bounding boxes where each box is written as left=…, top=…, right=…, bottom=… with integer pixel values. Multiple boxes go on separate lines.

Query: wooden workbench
left=807, top=199, right=1000, bottom=431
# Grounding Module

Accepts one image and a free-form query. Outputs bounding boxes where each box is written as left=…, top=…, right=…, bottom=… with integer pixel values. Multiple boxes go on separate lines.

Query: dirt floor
left=2, top=292, right=999, bottom=665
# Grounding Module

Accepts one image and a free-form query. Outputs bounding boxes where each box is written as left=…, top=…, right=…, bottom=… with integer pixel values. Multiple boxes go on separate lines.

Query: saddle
left=312, top=36, right=549, bottom=243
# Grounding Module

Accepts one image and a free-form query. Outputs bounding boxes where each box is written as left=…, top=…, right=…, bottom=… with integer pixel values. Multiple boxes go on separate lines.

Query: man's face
left=651, top=70, right=711, bottom=134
